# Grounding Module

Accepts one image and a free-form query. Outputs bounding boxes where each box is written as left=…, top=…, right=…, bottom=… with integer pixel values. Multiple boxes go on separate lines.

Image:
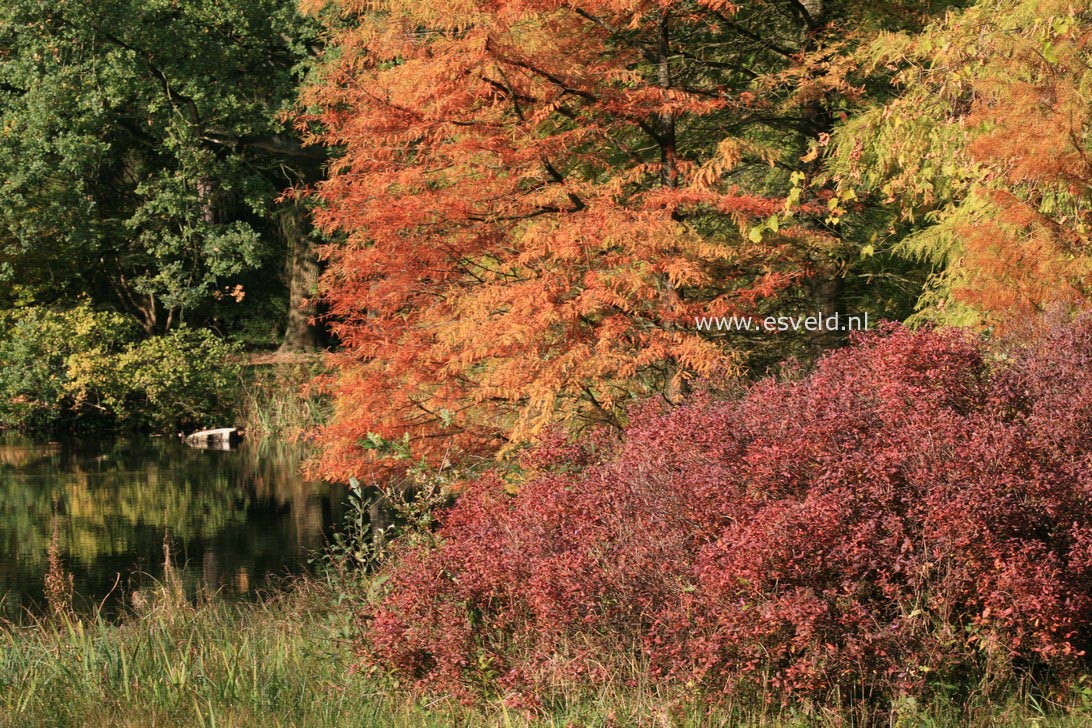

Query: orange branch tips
left=301, top=0, right=847, bottom=479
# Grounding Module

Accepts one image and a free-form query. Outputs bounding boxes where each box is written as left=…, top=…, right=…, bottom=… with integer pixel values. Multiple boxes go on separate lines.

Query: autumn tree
left=302, top=0, right=944, bottom=478
left=829, top=0, right=1092, bottom=328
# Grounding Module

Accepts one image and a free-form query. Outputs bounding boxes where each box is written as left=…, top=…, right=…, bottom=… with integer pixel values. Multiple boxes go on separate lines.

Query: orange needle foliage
left=300, top=0, right=845, bottom=479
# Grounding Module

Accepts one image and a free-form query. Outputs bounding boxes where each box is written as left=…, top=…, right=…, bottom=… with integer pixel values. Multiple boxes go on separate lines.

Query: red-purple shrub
left=361, top=320, right=1092, bottom=706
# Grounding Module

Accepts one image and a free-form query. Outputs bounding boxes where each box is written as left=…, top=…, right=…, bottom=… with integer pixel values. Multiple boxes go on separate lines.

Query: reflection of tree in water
left=1, top=437, right=249, bottom=563
left=238, top=440, right=330, bottom=554
left=0, top=435, right=342, bottom=621
left=0, top=441, right=60, bottom=468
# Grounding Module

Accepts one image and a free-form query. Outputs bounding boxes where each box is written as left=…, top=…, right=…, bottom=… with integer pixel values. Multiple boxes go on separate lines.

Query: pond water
left=0, top=434, right=347, bottom=622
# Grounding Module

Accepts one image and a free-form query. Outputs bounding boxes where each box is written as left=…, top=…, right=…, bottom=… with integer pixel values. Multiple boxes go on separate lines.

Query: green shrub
left=0, top=305, right=240, bottom=432
left=0, top=304, right=134, bottom=430
left=75, top=327, right=242, bottom=432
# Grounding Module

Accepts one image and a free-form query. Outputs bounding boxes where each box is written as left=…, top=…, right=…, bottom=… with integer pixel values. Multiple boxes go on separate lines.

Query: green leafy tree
left=0, top=0, right=324, bottom=345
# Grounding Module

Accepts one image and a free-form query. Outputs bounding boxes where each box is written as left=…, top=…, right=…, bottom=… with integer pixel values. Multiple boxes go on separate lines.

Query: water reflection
left=0, top=434, right=345, bottom=622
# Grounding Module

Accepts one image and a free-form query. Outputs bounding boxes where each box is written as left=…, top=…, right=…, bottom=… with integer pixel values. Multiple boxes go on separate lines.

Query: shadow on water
left=0, top=433, right=347, bottom=622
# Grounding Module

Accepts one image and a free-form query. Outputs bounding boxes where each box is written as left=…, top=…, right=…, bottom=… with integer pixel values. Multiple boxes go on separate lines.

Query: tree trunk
left=277, top=201, right=320, bottom=353
left=805, top=268, right=845, bottom=360
left=197, top=177, right=219, bottom=225
left=657, top=10, right=686, bottom=405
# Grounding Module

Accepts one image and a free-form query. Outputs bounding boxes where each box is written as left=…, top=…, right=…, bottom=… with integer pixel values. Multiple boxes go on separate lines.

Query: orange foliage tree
left=300, top=0, right=887, bottom=479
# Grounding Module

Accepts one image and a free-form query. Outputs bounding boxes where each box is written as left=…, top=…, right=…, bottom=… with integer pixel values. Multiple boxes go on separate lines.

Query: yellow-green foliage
left=0, top=304, right=133, bottom=429
left=68, top=327, right=242, bottom=431
left=0, top=304, right=240, bottom=431
left=829, top=0, right=1092, bottom=328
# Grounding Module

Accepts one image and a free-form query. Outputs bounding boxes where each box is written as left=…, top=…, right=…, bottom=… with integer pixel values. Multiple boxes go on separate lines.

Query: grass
left=0, top=574, right=742, bottom=728
left=236, top=357, right=330, bottom=443
left=1, top=578, right=368, bottom=727
left=5, top=571, right=1092, bottom=727
left=6, top=524, right=1092, bottom=726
